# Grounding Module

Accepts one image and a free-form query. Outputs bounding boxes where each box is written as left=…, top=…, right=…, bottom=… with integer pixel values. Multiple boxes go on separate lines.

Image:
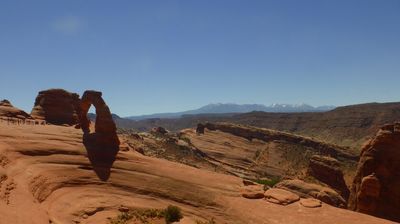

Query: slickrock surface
left=0, top=123, right=394, bottom=223
left=348, top=122, right=400, bottom=222
left=300, top=198, right=322, bottom=208
left=79, top=90, right=120, bottom=147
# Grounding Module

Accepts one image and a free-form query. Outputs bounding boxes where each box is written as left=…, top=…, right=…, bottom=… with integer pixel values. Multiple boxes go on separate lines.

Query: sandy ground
left=0, top=122, right=395, bottom=224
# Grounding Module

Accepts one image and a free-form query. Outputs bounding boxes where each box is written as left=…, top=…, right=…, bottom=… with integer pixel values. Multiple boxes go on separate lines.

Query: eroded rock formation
left=275, top=179, right=346, bottom=208
left=79, top=90, right=120, bottom=148
left=202, top=122, right=358, bottom=160
left=308, top=155, right=349, bottom=200
left=264, top=188, right=300, bottom=205
left=348, top=122, right=400, bottom=222
left=31, top=89, right=80, bottom=125
left=0, top=99, right=32, bottom=119
left=196, top=123, right=205, bottom=134
left=78, top=90, right=120, bottom=181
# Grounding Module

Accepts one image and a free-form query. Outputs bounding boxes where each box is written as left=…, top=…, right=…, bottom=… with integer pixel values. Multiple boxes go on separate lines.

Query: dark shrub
left=164, top=205, right=183, bottom=223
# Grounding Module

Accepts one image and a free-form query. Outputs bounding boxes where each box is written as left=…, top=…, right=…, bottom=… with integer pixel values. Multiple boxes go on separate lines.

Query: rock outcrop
left=275, top=179, right=346, bottom=208
left=202, top=122, right=358, bottom=161
left=348, top=122, right=400, bottom=222
left=264, top=188, right=300, bottom=205
left=0, top=99, right=12, bottom=107
left=240, top=185, right=265, bottom=199
left=196, top=123, right=205, bottom=134
left=0, top=99, right=32, bottom=119
left=308, top=155, right=349, bottom=200
left=31, top=89, right=80, bottom=125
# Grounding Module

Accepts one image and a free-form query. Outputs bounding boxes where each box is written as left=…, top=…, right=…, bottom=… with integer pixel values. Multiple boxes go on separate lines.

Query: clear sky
left=0, top=0, right=399, bottom=116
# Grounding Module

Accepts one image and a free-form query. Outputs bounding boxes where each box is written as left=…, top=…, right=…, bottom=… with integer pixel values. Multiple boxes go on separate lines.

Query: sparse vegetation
left=196, top=218, right=216, bottom=224
left=110, top=211, right=132, bottom=224
left=179, top=136, right=192, bottom=145
left=164, top=205, right=183, bottom=224
left=254, top=177, right=281, bottom=188
left=109, top=205, right=183, bottom=224
left=109, top=208, right=165, bottom=224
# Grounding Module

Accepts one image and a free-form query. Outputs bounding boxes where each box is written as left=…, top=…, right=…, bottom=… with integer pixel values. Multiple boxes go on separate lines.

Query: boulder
left=299, top=198, right=322, bottom=208
left=308, top=155, right=349, bottom=199
left=348, top=123, right=400, bottom=222
left=31, top=89, right=80, bottom=125
left=0, top=99, right=32, bottom=119
left=264, top=188, right=300, bottom=205
left=275, top=179, right=346, bottom=208
left=196, top=123, right=205, bottom=134
left=240, top=185, right=265, bottom=199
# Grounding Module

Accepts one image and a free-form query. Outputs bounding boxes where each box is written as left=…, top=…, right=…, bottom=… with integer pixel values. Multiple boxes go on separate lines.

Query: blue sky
left=0, top=0, right=399, bottom=116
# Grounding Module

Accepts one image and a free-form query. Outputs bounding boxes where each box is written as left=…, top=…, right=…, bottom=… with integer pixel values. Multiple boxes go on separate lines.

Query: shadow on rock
left=83, top=132, right=119, bottom=181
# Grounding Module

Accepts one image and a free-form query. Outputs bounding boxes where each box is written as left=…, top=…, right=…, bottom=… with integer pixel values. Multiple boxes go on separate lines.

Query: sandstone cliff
left=348, top=122, right=400, bottom=222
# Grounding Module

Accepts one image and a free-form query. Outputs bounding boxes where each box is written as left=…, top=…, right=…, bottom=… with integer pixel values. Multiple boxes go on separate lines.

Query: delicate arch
left=79, top=90, right=119, bottom=147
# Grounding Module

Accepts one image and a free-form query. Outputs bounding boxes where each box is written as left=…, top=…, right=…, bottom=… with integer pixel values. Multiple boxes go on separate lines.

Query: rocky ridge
left=0, top=99, right=32, bottom=119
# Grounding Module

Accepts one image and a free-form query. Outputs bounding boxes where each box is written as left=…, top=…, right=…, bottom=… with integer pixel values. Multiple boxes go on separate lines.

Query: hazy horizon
left=1, top=0, right=399, bottom=116
left=1, top=92, right=398, bottom=117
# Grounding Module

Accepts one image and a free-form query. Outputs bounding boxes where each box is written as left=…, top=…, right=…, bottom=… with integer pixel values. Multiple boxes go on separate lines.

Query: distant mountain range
left=125, top=103, right=336, bottom=120
left=116, top=101, right=400, bottom=150
left=87, top=113, right=121, bottom=121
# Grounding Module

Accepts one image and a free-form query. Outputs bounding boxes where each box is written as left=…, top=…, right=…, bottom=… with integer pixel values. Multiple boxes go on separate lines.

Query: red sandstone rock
left=241, top=185, right=265, bottom=199
left=300, top=198, right=322, bottom=208
left=79, top=90, right=120, bottom=148
left=275, top=179, right=346, bottom=208
left=243, top=179, right=257, bottom=186
left=0, top=99, right=32, bottom=119
left=30, top=89, right=80, bottom=125
left=348, top=122, right=400, bottom=222
left=308, top=155, right=349, bottom=200
left=264, top=188, right=300, bottom=205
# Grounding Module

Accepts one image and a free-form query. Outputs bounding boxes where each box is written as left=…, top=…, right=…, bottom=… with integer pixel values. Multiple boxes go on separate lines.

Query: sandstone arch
left=78, top=90, right=120, bottom=181
left=78, top=90, right=120, bottom=147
